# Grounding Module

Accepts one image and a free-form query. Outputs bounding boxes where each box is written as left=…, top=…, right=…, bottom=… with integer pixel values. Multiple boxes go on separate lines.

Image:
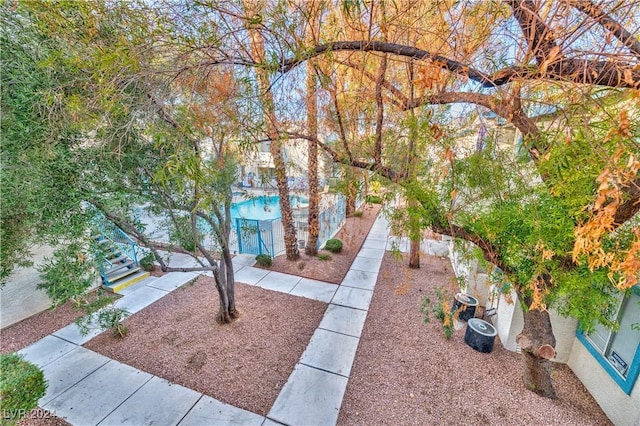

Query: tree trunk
left=346, top=180, right=357, bottom=216
left=409, top=236, right=420, bottom=268
left=247, top=23, right=299, bottom=260
left=305, top=60, right=319, bottom=255
left=516, top=305, right=557, bottom=398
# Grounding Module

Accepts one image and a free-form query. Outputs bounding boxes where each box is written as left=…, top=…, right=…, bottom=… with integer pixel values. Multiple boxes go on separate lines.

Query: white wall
left=569, top=340, right=640, bottom=426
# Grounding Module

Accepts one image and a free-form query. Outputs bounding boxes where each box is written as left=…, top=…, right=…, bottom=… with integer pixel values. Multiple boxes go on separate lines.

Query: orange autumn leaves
left=573, top=111, right=640, bottom=289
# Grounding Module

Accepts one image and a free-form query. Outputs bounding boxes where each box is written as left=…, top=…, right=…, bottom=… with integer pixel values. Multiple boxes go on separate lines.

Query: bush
left=317, top=253, right=332, bottom=261
left=255, top=254, right=272, bottom=267
left=139, top=253, right=156, bottom=271
left=353, top=210, right=364, bottom=218
left=0, top=354, right=47, bottom=425
left=366, top=194, right=382, bottom=204
left=324, top=239, right=343, bottom=253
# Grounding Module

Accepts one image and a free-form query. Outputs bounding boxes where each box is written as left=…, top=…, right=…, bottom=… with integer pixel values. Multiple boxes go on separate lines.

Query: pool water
left=231, top=195, right=308, bottom=220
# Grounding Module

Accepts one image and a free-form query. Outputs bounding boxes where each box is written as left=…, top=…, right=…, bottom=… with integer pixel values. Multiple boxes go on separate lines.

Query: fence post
left=236, top=218, right=243, bottom=253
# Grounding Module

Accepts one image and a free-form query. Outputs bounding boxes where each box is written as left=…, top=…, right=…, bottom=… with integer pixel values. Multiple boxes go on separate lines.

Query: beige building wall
left=569, top=340, right=640, bottom=426
left=0, top=245, right=55, bottom=328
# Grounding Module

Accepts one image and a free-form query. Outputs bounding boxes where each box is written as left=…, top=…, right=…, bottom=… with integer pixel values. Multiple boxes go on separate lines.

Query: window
left=577, top=287, right=640, bottom=395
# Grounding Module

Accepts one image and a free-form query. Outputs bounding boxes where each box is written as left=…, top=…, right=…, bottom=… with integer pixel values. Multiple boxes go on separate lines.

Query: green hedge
left=255, top=254, right=272, bottom=267
left=324, top=239, right=343, bottom=253
left=0, top=354, right=47, bottom=425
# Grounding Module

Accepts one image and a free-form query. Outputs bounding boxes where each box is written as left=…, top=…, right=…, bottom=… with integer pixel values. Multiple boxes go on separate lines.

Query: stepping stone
left=299, top=329, right=360, bottom=377
left=341, top=270, right=378, bottom=291
left=147, top=272, right=199, bottom=292
left=18, top=335, right=76, bottom=368
left=178, top=395, right=264, bottom=426
left=40, top=347, right=110, bottom=404
left=256, top=271, right=301, bottom=293
left=43, top=360, right=152, bottom=425
left=53, top=319, right=104, bottom=346
left=117, top=276, right=158, bottom=296
left=99, top=376, right=201, bottom=426
left=319, top=305, right=368, bottom=338
left=115, top=286, right=168, bottom=315
left=331, top=286, right=373, bottom=311
left=349, top=256, right=383, bottom=273
left=356, top=248, right=385, bottom=260
left=232, top=254, right=257, bottom=268
left=234, top=267, right=270, bottom=286
left=268, top=364, right=348, bottom=426
left=290, top=279, right=337, bottom=303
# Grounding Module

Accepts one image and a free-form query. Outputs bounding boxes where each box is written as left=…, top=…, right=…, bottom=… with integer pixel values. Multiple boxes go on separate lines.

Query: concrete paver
left=331, top=286, right=374, bottom=311
left=234, top=266, right=271, bottom=286
left=349, top=256, right=383, bottom=273
left=256, top=271, right=302, bottom=293
left=43, top=360, right=153, bottom=426
left=52, top=317, right=105, bottom=346
left=318, top=305, right=368, bottom=338
left=40, top=347, right=110, bottom=404
left=299, top=328, right=360, bottom=377
left=18, top=335, right=77, bottom=368
left=146, top=272, right=199, bottom=292
left=114, top=286, right=168, bottom=314
left=178, top=395, right=265, bottom=426
left=356, top=247, right=385, bottom=260
left=99, top=376, right=201, bottom=426
left=267, top=364, right=348, bottom=426
left=290, top=278, right=338, bottom=303
left=117, top=276, right=157, bottom=296
left=341, top=269, right=378, bottom=291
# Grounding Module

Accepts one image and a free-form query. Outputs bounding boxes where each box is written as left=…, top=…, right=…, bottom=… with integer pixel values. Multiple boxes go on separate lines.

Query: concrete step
left=102, top=270, right=150, bottom=293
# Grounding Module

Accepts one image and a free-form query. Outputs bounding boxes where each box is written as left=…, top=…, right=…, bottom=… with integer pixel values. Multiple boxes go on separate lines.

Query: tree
left=276, top=0, right=640, bottom=397
left=1, top=1, right=245, bottom=324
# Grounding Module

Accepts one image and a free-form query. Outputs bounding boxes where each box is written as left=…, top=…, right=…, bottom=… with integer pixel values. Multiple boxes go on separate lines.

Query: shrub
left=353, top=210, right=364, bottom=218
left=255, top=254, right=272, bottom=267
left=0, top=354, right=47, bottom=425
left=139, top=253, right=156, bottom=271
left=317, top=253, right=332, bottom=261
left=366, top=194, right=382, bottom=204
left=324, top=239, right=343, bottom=253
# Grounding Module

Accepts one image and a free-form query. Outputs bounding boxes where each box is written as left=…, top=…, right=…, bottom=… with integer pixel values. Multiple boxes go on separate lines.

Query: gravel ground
left=338, top=252, right=612, bottom=425
left=84, top=278, right=327, bottom=416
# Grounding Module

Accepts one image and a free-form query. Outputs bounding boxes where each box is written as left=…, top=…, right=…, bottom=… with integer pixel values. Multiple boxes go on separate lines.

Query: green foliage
left=317, top=253, right=332, bottom=261
left=73, top=291, right=130, bottom=338
left=169, top=216, right=203, bottom=253
left=366, top=194, right=382, bottom=204
left=324, top=238, right=343, bottom=253
left=0, top=354, right=47, bottom=425
left=353, top=210, right=364, bottom=218
left=139, top=253, right=156, bottom=271
left=37, top=243, right=96, bottom=307
left=420, top=288, right=455, bottom=339
left=255, top=254, right=272, bottom=267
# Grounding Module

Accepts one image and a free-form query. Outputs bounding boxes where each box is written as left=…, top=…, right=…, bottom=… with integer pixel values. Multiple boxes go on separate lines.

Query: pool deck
left=17, top=213, right=447, bottom=425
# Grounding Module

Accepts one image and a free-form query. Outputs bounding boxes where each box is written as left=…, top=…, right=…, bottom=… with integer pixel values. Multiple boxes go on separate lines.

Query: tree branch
left=565, top=0, right=640, bottom=58
left=280, top=41, right=640, bottom=88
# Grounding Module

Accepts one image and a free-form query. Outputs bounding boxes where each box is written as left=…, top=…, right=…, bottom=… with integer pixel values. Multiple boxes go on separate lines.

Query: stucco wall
left=569, top=339, right=640, bottom=426
left=0, top=245, right=55, bottom=328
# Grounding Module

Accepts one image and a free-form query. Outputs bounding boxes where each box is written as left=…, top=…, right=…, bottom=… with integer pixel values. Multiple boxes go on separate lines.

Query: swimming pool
left=231, top=195, right=308, bottom=220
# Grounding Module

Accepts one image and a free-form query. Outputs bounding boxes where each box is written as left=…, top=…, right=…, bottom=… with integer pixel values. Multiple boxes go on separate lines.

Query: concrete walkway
left=18, top=215, right=392, bottom=426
